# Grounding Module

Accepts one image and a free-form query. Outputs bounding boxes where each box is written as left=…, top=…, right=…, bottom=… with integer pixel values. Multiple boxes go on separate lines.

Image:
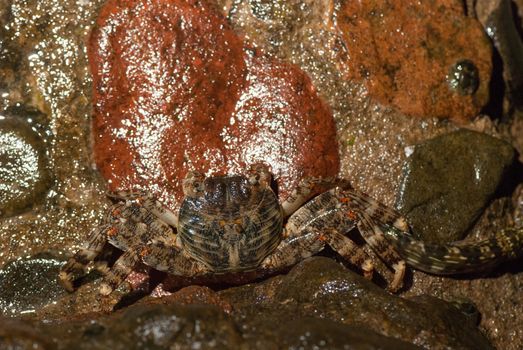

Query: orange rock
left=90, top=0, right=338, bottom=212
left=337, top=0, right=492, bottom=123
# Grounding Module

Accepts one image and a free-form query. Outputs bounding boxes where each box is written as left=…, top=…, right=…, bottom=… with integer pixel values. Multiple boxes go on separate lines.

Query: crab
left=60, top=162, right=523, bottom=296
left=59, top=163, right=411, bottom=295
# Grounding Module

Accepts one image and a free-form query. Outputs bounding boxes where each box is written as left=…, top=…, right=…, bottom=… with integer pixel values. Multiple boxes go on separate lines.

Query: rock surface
left=90, top=0, right=339, bottom=212
left=396, top=129, right=515, bottom=243
left=0, top=110, right=52, bottom=217
left=4, top=258, right=493, bottom=349
left=337, top=0, right=492, bottom=123
left=0, top=254, right=67, bottom=316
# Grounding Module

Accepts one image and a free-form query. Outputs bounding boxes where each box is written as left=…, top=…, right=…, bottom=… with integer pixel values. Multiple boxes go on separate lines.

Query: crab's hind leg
left=97, top=202, right=178, bottom=295
left=333, top=187, right=408, bottom=291
left=59, top=224, right=112, bottom=291
left=99, top=248, right=141, bottom=295
left=355, top=210, right=407, bottom=292
left=342, top=188, right=409, bottom=232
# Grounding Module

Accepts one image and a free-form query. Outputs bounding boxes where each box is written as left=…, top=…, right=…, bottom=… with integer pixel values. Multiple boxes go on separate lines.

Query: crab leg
left=356, top=212, right=406, bottom=292
left=383, top=225, right=523, bottom=275
left=59, top=224, right=113, bottom=291
left=263, top=193, right=375, bottom=278
left=333, top=187, right=408, bottom=291
left=140, top=240, right=208, bottom=276
left=105, top=201, right=176, bottom=251
left=281, top=176, right=351, bottom=216
left=281, top=177, right=408, bottom=231
left=99, top=249, right=140, bottom=295
left=340, top=188, right=409, bottom=232
left=107, top=190, right=178, bottom=227
left=273, top=187, right=410, bottom=291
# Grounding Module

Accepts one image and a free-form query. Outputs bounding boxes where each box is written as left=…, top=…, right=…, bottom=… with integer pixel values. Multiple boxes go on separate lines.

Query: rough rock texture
left=396, top=129, right=515, bottom=243
left=404, top=185, right=523, bottom=349
left=337, top=0, right=492, bottom=123
left=9, top=258, right=493, bottom=349
left=0, top=0, right=110, bottom=270
left=90, top=0, right=339, bottom=212
left=224, top=0, right=459, bottom=205
left=0, top=109, right=52, bottom=218
left=220, top=257, right=493, bottom=349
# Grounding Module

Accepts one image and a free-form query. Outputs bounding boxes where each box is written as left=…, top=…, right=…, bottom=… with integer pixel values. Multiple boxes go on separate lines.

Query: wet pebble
left=0, top=111, right=52, bottom=217
left=447, top=59, right=480, bottom=95
left=0, top=254, right=67, bottom=316
left=396, top=129, right=515, bottom=243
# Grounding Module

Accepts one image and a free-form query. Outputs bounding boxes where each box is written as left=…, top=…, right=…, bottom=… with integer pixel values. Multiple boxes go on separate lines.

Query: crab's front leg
left=59, top=223, right=113, bottom=291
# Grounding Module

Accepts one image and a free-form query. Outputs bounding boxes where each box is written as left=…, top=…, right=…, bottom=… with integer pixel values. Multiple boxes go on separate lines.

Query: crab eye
left=192, top=181, right=202, bottom=191
left=182, top=171, right=205, bottom=197
left=247, top=163, right=271, bottom=186
left=248, top=173, right=260, bottom=185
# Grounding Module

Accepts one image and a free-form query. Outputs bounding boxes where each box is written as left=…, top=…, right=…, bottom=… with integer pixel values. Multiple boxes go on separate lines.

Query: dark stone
left=396, top=129, right=515, bottom=243
left=220, top=257, right=494, bottom=349
left=0, top=318, right=52, bottom=349
left=0, top=254, right=67, bottom=316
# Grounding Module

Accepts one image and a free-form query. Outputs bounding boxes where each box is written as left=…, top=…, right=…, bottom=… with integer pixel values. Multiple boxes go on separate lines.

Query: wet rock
left=90, top=0, right=339, bottom=212
left=244, top=317, right=422, bottom=350
left=0, top=254, right=67, bottom=316
left=147, top=286, right=234, bottom=314
left=11, top=257, right=493, bottom=349
left=226, top=0, right=458, bottom=207
left=0, top=317, right=52, bottom=349
left=72, top=304, right=243, bottom=350
left=337, top=0, right=492, bottom=123
left=396, top=129, right=515, bottom=243
left=220, top=257, right=493, bottom=349
left=0, top=112, right=52, bottom=217
left=475, top=0, right=523, bottom=107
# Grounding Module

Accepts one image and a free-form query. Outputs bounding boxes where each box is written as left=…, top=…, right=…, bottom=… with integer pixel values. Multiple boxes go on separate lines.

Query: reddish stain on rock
left=337, top=0, right=492, bottom=123
left=90, top=0, right=338, bottom=211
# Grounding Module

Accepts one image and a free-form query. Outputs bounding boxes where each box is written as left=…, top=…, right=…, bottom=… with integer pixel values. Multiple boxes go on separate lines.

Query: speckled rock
left=337, top=0, right=492, bottom=123
left=90, top=0, right=339, bottom=212
left=0, top=111, right=52, bottom=217
left=396, top=129, right=515, bottom=243
left=0, top=0, right=109, bottom=270
left=0, top=254, right=66, bottom=316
